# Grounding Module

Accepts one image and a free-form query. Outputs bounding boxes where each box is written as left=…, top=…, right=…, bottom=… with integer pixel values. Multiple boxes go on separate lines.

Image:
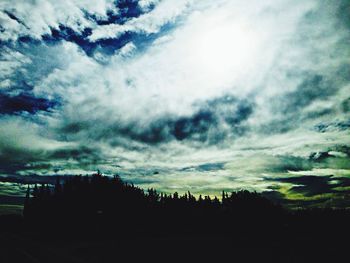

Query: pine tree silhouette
left=23, top=171, right=286, bottom=235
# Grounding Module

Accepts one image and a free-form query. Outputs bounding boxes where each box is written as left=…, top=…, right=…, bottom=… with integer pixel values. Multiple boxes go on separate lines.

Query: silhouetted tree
left=23, top=171, right=287, bottom=236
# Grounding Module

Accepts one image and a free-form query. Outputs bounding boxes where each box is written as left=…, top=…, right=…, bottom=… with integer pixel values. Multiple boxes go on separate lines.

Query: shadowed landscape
left=1, top=171, right=350, bottom=262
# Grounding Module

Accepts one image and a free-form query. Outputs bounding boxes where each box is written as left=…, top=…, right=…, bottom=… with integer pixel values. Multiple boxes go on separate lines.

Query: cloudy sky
left=0, top=0, right=349, bottom=210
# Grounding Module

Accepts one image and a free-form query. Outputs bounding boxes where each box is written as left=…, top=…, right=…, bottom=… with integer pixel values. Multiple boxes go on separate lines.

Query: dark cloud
left=0, top=92, right=56, bottom=114
left=314, top=120, right=350, bottom=133
left=89, top=0, right=146, bottom=26
left=32, top=1, right=174, bottom=59
left=39, top=22, right=177, bottom=62
left=57, top=95, right=254, bottom=146
left=157, top=96, right=253, bottom=143
left=42, top=25, right=94, bottom=54
left=41, top=25, right=139, bottom=58
left=304, top=108, right=334, bottom=120
left=0, top=174, right=61, bottom=185
left=261, top=74, right=340, bottom=135
left=259, top=71, right=349, bottom=135
left=2, top=10, right=28, bottom=29
left=333, top=145, right=350, bottom=155
left=341, top=97, right=350, bottom=113
left=49, top=145, right=105, bottom=165
left=337, top=0, right=350, bottom=28
left=0, top=146, right=46, bottom=174
left=276, top=175, right=336, bottom=197
left=262, top=189, right=332, bottom=208
left=282, top=75, right=335, bottom=113
left=264, top=175, right=350, bottom=208
left=180, top=162, right=226, bottom=172
left=272, top=175, right=350, bottom=197
left=0, top=159, right=50, bottom=176
left=309, top=151, right=332, bottom=162
left=267, top=156, right=313, bottom=173
left=0, top=131, right=105, bottom=175
left=173, top=110, right=216, bottom=141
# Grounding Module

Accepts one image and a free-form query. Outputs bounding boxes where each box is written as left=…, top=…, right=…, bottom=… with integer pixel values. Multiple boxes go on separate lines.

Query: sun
left=188, top=20, right=261, bottom=82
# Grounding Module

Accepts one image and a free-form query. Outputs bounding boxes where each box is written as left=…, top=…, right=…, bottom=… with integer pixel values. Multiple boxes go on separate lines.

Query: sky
left=0, top=0, right=350, bottom=210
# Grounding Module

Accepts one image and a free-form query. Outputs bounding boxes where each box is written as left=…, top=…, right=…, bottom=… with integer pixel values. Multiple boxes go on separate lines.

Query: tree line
left=23, top=171, right=350, bottom=237
left=23, top=171, right=287, bottom=235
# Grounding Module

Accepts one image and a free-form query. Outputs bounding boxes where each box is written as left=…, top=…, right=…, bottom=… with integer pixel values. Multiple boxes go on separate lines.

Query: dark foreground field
left=1, top=174, right=349, bottom=263
left=1, top=214, right=349, bottom=263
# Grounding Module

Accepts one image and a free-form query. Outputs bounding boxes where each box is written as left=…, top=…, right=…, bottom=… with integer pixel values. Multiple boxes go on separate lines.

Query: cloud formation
left=0, top=0, right=349, bottom=207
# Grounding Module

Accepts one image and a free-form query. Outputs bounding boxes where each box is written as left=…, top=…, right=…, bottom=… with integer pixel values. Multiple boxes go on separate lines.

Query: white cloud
left=88, top=0, right=191, bottom=41
left=31, top=0, right=348, bottom=143
left=0, top=0, right=118, bottom=41
left=0, top=115, right=69, bottom=157
left=138, top=0, right=161, bottom=11
left=0, top=47, right=31, bottom=91
left=116, top=42, right=137, bottom=58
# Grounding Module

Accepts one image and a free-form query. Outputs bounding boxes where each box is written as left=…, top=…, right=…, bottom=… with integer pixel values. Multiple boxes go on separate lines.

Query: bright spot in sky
left=159, top=9, right=271, bottom=101
left=191, top=23, right=260, bottom=79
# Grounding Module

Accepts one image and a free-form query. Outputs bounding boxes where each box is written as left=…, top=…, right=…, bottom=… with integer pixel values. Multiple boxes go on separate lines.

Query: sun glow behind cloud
left=186, top=13, right=262, bottom=87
